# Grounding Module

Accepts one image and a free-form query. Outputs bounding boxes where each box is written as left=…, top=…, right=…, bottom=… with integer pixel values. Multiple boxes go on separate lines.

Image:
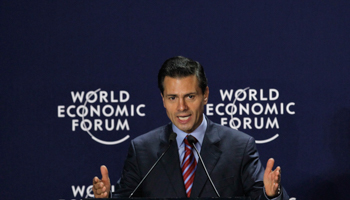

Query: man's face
left=161, top=75, right=209, bottom=133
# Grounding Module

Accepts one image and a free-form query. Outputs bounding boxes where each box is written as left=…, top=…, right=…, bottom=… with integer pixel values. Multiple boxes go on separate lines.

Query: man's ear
left=204, top=86, right=209, bottom=104
left=161, top=93, right=165, bottom=107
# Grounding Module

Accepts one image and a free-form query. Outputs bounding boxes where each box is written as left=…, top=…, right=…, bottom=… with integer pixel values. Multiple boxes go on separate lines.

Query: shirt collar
left=173, top=114, right=207, bottom=148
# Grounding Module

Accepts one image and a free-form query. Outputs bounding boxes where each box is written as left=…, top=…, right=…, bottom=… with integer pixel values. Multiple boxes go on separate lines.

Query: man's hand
left=92, top=165, right=111, bottom=198
left=263, top=158, right=281, bottom=198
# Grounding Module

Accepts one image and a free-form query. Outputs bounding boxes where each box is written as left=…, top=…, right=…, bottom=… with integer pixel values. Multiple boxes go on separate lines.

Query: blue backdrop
left=1, top=1, right=350, bottom=199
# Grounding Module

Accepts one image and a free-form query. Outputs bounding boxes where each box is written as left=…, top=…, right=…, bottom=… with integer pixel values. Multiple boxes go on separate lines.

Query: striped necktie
left=181, top=136, right=197, bottom=197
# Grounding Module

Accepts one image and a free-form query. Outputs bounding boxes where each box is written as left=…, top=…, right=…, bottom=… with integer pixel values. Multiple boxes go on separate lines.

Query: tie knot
left=184, top=135, right=197, bottom=148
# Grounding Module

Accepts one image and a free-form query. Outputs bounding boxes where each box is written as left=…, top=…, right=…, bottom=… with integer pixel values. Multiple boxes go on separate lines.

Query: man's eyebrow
left=164, top=94, right=177, bottom=98
left=184, top=92, right=197, bottom=96
left=165, top=92, right=197, bottom=97
left=165, top=93, right=177, bottom=96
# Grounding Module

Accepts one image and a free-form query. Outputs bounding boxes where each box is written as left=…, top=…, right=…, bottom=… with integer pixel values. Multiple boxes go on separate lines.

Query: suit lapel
left=158, top=124, right=186, bottom=197
left=191, top=119, right=222, bottom=197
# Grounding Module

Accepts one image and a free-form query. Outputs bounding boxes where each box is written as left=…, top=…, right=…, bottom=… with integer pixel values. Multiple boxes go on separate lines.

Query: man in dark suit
left=93, top=56, right=289, bottom=199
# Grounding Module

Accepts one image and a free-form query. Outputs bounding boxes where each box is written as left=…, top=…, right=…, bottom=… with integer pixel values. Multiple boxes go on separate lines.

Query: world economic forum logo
left=206, top=87, right=295, bottom=144
left=57, top=88, right=146, bottom=145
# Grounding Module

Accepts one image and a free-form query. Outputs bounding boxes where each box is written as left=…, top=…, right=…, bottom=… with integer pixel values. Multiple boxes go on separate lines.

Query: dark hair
left=158, top=56, right=208, bottom=95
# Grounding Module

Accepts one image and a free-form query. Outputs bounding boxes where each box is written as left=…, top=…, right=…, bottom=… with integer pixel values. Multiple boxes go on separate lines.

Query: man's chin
left=176, top=125, right=192, bottom=133
left=182, top=128, right=196, bottom=134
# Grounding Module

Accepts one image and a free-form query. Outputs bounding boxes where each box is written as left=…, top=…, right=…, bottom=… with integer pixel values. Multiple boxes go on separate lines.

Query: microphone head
left=169, top=132, right=177, bottom=142
left=187, top=135, right=197, bottom=145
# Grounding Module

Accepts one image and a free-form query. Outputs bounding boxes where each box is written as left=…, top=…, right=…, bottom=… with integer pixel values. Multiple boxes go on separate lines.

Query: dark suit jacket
left=113, top=118, right=289, bottom=200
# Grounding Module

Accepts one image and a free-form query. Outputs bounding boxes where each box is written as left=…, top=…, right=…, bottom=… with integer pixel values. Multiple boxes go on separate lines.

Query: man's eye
left=169, top=97, right=175, bottom=100
left=188, top=95, right=194, bottom=99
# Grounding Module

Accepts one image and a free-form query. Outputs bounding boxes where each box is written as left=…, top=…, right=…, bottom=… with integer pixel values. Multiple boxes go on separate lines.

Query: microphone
left=129, top=132, right=177, bottom=198
left=187, top=135, right=220, bottom=197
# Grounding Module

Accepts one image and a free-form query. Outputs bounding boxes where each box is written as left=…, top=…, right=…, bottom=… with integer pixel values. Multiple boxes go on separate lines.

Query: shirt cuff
left=263, top=186, right=282, bottom=200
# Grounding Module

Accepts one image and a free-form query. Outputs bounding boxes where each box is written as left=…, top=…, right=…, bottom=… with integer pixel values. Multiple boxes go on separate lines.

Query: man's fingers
left=275, top=166, right=281, bottom=173
left=96, top=191, right=109, bottom=198
left=265, top=158, right=275, bottom=174
left=93, top=181, right=108, bottom=198
left=93, top=176, right=100, bottom=184
left=96, top=185, right=106, bottom=194
left=93, top=177, right=101, bottom=191
left=93, top=166, right=110, bottom=198
left=276, top=166, right=281, bottom=183
left=100, top=165, right=109, bottom=182
left=93, top=180, right=103, bottom=191
left=263, top=159, right=282, bottom=197
left=94, top=191, right=107, bottom=198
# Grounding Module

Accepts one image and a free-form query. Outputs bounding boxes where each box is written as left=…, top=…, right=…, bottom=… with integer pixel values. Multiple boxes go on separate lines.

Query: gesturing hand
left=92, top=165, right=111, bottom=198
left=263, top=158, right=281, bottom=198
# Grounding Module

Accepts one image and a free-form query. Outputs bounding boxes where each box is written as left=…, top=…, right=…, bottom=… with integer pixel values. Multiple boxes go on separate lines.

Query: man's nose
left=177, top=98, right=188, bottom=111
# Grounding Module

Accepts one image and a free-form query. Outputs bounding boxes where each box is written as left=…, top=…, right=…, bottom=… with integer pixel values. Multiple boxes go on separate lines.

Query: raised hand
left=92, top=165, right=111, bottom=198
left=263, top=158, right=281, bottom=197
